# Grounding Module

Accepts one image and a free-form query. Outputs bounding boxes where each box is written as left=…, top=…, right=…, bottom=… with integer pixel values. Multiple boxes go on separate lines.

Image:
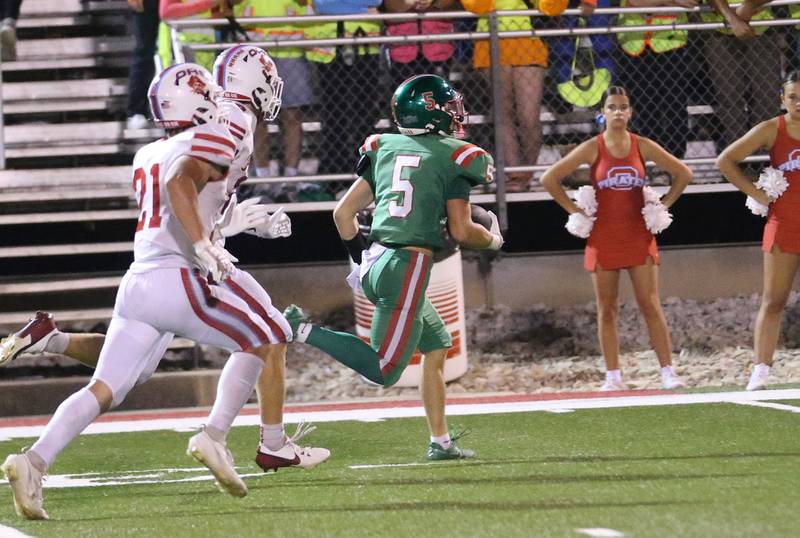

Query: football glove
left=220, top=197, right=270, bottom=238
left=193, top=238, right=238, bottom=283
left=246, top=207, right=292, bottom=239
left=486, top=210, right=504, bottom=250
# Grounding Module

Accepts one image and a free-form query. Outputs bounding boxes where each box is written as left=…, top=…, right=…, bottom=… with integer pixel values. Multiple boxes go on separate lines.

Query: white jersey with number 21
left=130, top=122, right=236, bottom=272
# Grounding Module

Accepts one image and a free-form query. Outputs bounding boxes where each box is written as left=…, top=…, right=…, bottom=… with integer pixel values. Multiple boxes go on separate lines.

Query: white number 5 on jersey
left=389, top=155, right=421, bottom=218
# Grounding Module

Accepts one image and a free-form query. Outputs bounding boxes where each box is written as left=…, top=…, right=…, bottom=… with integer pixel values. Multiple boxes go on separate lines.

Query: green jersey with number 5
left=358, top=133, right=494, bottom=250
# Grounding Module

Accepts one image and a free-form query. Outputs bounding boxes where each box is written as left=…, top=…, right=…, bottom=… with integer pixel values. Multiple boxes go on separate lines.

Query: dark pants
left=126, top=0, right=159, bottom=118
left=0, top=0, right=23, bottom=21
left=618, top=47, right=689, bottom=157
left=705, top=31, right=781, bottom=150
left=317, top=54, right=382, bottom=174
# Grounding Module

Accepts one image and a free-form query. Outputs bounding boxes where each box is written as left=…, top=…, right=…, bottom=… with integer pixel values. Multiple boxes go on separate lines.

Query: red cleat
left=0, top=311, right=58, bottom=366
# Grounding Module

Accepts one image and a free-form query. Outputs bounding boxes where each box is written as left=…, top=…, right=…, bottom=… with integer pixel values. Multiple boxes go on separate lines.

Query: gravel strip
left=6, top=294, right=800, bottom=399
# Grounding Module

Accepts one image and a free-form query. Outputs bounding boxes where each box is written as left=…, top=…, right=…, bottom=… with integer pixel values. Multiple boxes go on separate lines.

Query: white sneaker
left=661, top=370, right=686, bottom=390
left=599, top=379, right=627, bottom=391
left=126, top=114, right=149, bottom=130
left=0, top=311, right=58, bottom=367
left=255, top=422, right=331, bottom=472
left=746, top=369, right=769, bottom=391
left=0, top=453, right=48, bottom=520
left=186, top=431, right=247, bottom=498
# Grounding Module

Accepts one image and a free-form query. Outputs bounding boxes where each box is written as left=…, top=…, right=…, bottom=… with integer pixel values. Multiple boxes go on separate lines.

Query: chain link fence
left=168, top=3, right=800, bottom=207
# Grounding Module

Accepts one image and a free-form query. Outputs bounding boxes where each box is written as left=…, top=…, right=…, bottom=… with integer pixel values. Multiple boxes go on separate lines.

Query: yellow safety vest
left=617, top=0, right=688, bottom=56
left=304, top=16, right=381, bottom=64
left=700, top=1, right=773, bottom=36
left=236, top=0, right=308, bottom=59
left=158, top=6, right=216, bottom=71
left=475, top=0, right=533, bottom=34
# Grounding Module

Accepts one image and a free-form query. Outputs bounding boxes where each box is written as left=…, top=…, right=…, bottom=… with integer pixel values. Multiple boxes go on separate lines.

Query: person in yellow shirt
left=462, top=0, right=549, bottom=193
left=238, top=0, right=316, bottom=199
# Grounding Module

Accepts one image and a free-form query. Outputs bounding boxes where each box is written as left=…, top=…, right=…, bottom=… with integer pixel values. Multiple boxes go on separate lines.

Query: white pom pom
left=566, top=212, right=595, bottom=238
left=642, top=186, right=662, bottom=205
left=572, top=186, right=597, bottom=216
left=641, top=202, right=673, bottom=234
left=745, top=196, right=769, bottom=217
left=756, top=166, right=788, bottom=200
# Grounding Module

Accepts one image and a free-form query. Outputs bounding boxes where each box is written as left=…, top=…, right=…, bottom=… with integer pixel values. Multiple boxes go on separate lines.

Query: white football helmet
left=213, top=45, right=283, bottom=121
left=148, top=63, right=220, bottom=129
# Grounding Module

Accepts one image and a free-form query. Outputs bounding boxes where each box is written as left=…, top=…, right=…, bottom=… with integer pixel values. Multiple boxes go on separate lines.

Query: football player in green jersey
left=284, top=75, right=503, bottom=460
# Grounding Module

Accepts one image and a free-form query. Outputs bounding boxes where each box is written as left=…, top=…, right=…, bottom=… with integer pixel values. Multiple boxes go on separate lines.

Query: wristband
left=488, top=233, right=504, bottom=251
left=343, top=234, right=367, bottom=264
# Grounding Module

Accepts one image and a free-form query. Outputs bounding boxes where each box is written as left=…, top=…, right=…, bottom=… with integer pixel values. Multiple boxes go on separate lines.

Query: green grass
left=1, top=403, right=799, bottom=537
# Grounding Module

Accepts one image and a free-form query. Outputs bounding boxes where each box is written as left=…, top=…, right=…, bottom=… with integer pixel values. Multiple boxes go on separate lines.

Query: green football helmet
left=391, top=74, right=466, bottom=137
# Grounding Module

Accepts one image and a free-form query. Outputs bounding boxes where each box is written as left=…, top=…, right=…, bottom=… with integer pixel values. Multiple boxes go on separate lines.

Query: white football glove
left=486, top=210, right=504, bottom=250
left=193, top=238, right=238, bottom=283
left=246, top=207, right=292, bottom=239
left=220, top=197, right=271, bottom=238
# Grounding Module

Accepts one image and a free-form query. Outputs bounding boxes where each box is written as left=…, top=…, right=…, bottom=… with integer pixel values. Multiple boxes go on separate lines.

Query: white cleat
left=186, top=431, right=247, bottom=498
left=599, top=379, right=627, bottom=391
left=255, top=422, right=330, bottom=472
left=746, top=370, right=769, bottom=391
left=661, top=370, right=686, bottom=390
left=0, top=311, right=58, bottom=367
left=0, top=453, right=48, bottom=520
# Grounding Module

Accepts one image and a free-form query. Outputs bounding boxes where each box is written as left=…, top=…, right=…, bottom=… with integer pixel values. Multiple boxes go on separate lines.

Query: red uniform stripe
left=225, top=278, right=288, bottom=343
left=450, top=143, right=476, bottom=162
left=377, top=253, right=418, bottom=359
left=192, top=273, right=269, bottom=347
left=190, top=145, right=234, bottom=159
left=180, top=268, right=251, bottom=349
left=381, top=254, right=430, bottom=375
left=460, top=149, right=485, bottom=168
left=194, top=132, right=237, bottom=151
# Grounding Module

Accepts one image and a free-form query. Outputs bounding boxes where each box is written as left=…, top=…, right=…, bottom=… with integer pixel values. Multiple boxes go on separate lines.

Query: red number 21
left=133, top=163, right=162, bottom=232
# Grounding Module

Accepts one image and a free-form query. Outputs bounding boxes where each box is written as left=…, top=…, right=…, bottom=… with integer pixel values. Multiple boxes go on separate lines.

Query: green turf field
left=1, top=402, right=798, bottom=537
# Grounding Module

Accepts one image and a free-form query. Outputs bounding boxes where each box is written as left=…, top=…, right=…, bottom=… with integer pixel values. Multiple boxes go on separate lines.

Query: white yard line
left=731, top=400, right=800, bottom=413
left=575, top=528, right=625, bottom=537
left=0, top=523, right=34, bottom=537
left=0, top=389, right=798, bottom=441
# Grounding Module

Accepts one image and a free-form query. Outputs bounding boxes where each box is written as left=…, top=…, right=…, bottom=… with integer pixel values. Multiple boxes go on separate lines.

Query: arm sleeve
left=357, top=134, right=380, bottom=190
left=187, top=123, right=237, bottom=170
left=451, top=144, right=495, bottom=187
left=445, top=176, right=473, bottom=201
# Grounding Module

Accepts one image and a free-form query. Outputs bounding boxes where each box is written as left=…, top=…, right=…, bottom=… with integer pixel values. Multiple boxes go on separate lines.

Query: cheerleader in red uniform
left=717, top=71, right=800, bottom=391
left=542, top=86, right=692, bottom=391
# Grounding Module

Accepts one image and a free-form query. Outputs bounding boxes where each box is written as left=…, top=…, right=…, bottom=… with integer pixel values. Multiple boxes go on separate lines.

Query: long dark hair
left=782, top=70, right=800, bottom=94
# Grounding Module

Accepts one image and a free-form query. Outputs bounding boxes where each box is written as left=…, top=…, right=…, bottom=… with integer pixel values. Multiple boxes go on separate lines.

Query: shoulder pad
left=359, top=134, right=381, bottom=155
left=187, top=123, right=237, bottom=169
left=450, top=143, right=488, bottom=169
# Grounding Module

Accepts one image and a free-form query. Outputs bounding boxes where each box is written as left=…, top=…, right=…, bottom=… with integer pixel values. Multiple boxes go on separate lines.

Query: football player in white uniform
left=1, top=63, right=276, bottom=520
left=0, top=46, right=330, bottom=478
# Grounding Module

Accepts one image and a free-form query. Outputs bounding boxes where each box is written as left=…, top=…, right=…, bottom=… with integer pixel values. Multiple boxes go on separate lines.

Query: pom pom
left=642, top=186, right=662, bottom=206
left=755, top=166, right=788, bottom=200
left=572, top=185, right=597, bottom=216
left=745, top=196, right=769, bottom=217
left=566, top=212, right=595, bottom=238
left=641, top=201, right=673, bottom=234
left=539, top=0, right=568, bottom=16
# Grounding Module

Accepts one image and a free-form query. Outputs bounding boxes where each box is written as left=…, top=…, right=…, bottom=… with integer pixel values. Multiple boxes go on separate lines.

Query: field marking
left=732, top=400, right=800, bottom=413
left=575, top=528, right=625, bottom=537
left=0, top=467, right=267, bottom=490
left=349, top=462, right=441, bottom=470
left=0, top=523, right=33, bottom=537
left=0, top=389, right=798, bottom=441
